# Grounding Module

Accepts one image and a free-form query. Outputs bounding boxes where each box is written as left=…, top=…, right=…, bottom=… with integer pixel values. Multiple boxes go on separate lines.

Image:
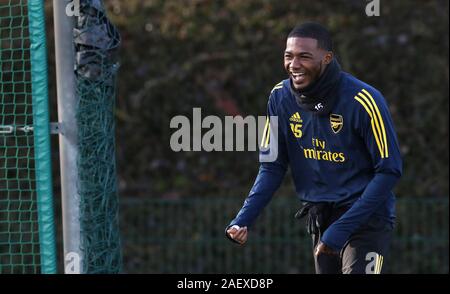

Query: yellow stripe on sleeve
left=362, top=89, right=388, bottom=157
left=260, top=117, right=269, bottom=148
left=375, top=254, right=384, bottom=274
left=355, top=96, right=385, bottom=158
left=264, top=122, right=270, bottom=148
left=375, top=254, right=380, bottom=274
left=378, top=255, right=384, bottom=274
left=270, top=81, right=284, bottom=93
left=357, top=92, right=385, bottom=155
left=270, top=86, right=283, bottom=93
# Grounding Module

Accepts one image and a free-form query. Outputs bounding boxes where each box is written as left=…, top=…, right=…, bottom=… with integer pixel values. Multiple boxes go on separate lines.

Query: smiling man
left=225, top=22, right=402, bottom=274
left=286, top=35, right=331, bottom=90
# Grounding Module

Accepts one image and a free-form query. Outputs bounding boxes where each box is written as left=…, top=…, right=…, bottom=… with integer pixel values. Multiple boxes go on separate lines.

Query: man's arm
left=226, top=91, right=289, bottom=244
left=226, top=158, right=288, bottom=244
left=227, top=157, right=288, bottom=228
left=321, top=88, right=403, bottom=252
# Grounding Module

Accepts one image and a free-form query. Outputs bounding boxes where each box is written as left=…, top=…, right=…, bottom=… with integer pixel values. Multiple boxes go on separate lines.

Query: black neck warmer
left=289, top=58, right=342, bottom=115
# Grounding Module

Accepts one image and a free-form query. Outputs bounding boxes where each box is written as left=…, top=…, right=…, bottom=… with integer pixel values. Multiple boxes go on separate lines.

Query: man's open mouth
left=291, top=72, right=306, bottom=83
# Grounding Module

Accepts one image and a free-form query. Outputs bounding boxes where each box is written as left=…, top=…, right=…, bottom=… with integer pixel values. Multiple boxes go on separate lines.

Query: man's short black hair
left=288, top=22, right=333, bottom=51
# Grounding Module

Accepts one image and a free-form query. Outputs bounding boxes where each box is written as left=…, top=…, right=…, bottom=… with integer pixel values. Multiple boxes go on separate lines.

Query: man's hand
left=226, top=226, right=248, bottom=245
left=315, top=242, right=338, bottom=256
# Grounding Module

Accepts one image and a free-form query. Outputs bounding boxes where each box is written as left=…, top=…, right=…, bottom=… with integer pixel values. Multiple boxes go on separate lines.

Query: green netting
left=74, top=0, right=122, bottom=273
left=0, top=0, right=56, bottom=274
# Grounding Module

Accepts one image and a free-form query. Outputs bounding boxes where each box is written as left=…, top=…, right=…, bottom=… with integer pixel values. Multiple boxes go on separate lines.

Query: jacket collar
left=289, top=58, right=342, bottom=115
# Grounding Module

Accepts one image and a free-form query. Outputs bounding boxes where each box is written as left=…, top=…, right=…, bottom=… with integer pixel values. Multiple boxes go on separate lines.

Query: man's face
left=284, top=37, right=332, bottom=90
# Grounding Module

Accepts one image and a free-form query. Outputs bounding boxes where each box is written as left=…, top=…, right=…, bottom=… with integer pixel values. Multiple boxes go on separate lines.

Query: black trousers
left=297, top=202, right=393, bottom=274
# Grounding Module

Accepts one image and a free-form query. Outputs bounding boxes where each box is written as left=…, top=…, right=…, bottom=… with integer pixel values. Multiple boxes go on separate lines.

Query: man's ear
left=323, top=51, right=333, bottom=65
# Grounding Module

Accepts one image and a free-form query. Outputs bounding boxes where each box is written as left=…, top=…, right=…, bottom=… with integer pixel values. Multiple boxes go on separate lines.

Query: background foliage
left=94, top=0, right=448, bottom=200
left=41, top=0, right=449, bottom=273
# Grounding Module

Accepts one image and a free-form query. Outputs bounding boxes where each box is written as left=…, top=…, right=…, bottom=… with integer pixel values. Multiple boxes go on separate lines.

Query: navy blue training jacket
left=228, top=72, right=402, bottom=251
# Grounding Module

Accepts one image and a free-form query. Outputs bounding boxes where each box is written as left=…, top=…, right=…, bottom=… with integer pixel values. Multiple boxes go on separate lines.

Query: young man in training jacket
left=226, top=22, right=402, bottom=274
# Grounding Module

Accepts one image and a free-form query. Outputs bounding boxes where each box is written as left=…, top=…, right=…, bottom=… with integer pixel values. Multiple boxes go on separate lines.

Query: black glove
left=294, top=202, right=313, bottom=219
left=295, top=202, right=333, bottom=235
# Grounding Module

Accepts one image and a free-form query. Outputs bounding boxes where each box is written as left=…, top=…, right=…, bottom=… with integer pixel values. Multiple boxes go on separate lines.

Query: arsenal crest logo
left=330, top=114, right=343, bottom=134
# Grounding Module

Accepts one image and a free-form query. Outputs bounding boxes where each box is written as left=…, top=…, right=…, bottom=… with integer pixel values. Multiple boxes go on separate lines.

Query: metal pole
left=53, top=0, right=82, bottom=274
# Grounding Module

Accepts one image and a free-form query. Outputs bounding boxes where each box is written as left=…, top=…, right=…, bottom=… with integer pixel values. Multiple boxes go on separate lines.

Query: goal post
left=1, top=0, right=121, bottom=274
left=53, top=0, right=83, bottom=274
left=0, top=0, right=56, bottom=274
left=28, top=0, right=57, bottom=274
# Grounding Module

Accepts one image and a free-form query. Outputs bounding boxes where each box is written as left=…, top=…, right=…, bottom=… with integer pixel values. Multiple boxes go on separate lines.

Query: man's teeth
left=291, top=73, right=305, bottom=77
